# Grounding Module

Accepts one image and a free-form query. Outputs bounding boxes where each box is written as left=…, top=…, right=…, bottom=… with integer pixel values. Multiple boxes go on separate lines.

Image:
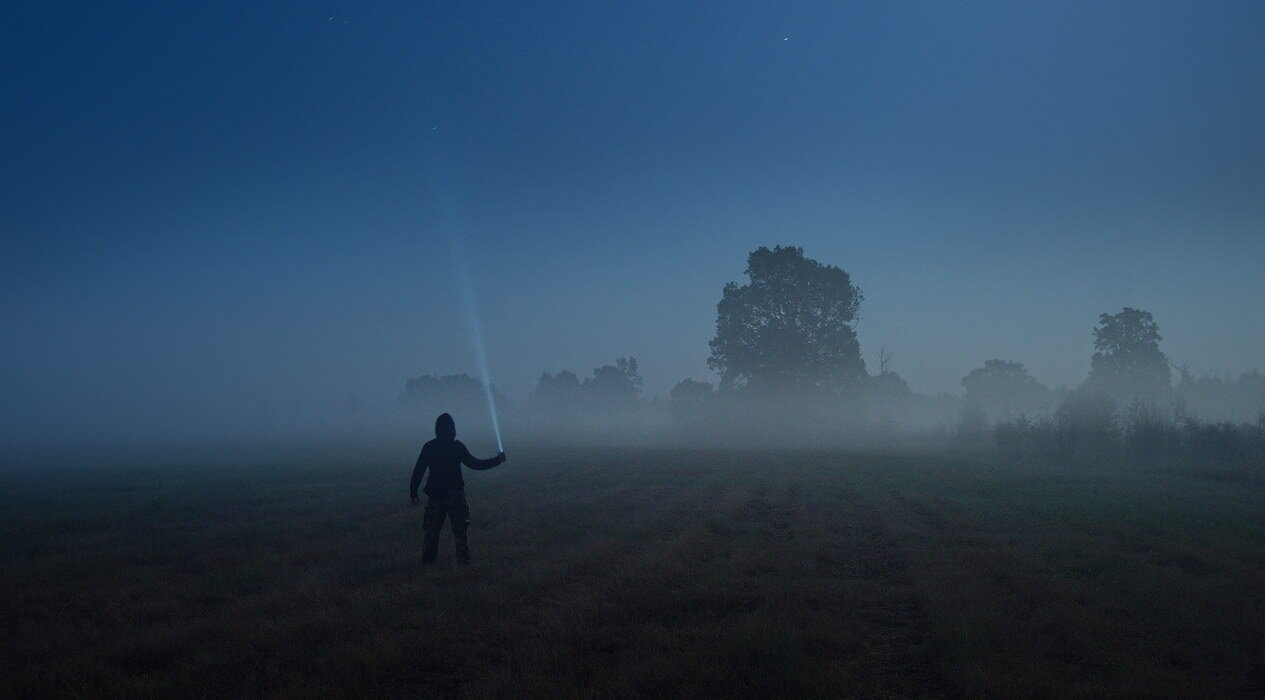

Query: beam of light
left=424, top=134, right=502, bottom=452
left=452, top=245, right=504, bottom=453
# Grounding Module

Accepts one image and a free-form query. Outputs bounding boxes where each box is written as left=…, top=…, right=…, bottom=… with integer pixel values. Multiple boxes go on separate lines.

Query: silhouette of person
left=410, top=412, right=506, bottom=565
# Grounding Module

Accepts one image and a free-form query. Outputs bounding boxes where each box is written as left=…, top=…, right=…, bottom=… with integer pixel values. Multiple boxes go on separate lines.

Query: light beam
left=452, top=245, right=504, bottom=453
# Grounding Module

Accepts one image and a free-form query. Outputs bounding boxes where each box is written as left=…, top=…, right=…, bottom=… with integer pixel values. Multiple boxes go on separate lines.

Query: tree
left=1086, top=307, right=1170, bottom=402
left=582, top=356, right=643, bottom=406
left=961, top=359, right=1051, bottom=421
left=708, top=246, right=865, bottom=394
left=669, top=378, right=714, bottom=423
left=531, top=370, right=581, bottom=415
left=400, top=373, right=502, bottom=416
left=869, top=370, right=913, bottom=400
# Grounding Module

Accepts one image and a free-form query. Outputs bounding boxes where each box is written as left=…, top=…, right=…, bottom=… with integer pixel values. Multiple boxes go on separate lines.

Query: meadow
left=3, top=446, right=1264, bottom=697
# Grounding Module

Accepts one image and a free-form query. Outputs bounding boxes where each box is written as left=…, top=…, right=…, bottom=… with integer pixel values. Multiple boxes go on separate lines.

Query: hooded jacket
left=410, top=413, right=501, bottom=499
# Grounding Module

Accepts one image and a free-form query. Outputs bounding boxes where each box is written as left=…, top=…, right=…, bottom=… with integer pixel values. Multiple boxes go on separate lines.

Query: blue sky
left=3, top=1, right=1264, bottom=439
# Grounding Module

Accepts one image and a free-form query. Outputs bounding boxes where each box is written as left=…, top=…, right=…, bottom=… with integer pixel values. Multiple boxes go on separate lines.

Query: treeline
left=993, top=394, right=1265, bottom=476
left=397, top=246, right=1263, bottom=472
left=399, top=358, right=664, bottom=442
left=956, top=308, right=1265, bottom=474
left=400, top=373, right=509, bottom=418
left=980, top=370, right=1265, bottom=467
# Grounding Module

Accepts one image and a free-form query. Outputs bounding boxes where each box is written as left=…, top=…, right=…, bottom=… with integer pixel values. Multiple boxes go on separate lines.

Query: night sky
left=4, top=1, right=1264, bottom=440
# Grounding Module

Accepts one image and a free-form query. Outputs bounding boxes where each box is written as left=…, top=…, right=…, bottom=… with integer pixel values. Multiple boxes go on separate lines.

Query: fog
left=8, top=7, right=1265, bottom=696
left=4, top=1, right=1264, bottom=454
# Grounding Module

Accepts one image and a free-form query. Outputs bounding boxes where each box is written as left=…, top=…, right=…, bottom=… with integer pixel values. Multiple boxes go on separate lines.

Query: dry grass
left=2, top=448, right=1263, bottom=697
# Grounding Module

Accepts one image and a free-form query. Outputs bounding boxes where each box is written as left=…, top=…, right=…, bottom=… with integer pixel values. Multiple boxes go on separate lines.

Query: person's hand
left=497, top=451, right=507, bottom=465
left=410, top=496, right=420, bottom=506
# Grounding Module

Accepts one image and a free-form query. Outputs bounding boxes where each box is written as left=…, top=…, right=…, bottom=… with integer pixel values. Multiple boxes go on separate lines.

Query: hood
left=434, top=412, right=456, bottom=439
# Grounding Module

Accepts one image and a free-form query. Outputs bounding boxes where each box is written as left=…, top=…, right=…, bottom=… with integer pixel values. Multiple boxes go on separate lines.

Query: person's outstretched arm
left=409, top=445, right=429, bottom=503
left=458, top=443, right=506, bottom=470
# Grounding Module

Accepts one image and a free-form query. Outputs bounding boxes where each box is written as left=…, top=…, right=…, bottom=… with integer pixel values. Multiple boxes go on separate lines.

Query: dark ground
left=3, top=447, right=1264, bottom=697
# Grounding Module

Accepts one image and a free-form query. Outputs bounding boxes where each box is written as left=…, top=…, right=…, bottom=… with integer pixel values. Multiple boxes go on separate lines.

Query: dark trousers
left=422, top=488, right=470, bottom=563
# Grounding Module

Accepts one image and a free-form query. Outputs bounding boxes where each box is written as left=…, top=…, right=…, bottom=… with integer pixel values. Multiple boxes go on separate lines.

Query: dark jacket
left=410, top=413, right=501, bottom=499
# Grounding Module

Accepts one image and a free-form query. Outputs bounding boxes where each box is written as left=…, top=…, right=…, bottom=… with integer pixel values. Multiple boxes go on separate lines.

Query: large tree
left=1086, top=307, right=1170, bottom=401
left=708, top=246, right=865, bottom=393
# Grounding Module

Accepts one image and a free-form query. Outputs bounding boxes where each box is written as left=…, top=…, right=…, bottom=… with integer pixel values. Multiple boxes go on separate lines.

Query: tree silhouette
left=401, top=373, right=502, bottom=415
left=708, top=246, right=865, bottom=394
left=669, top=378, right=714, bottom=422
left=582, top=356, right=643, bottom=406
left=1086, top=308, right=1170, bottom=402
left=961, top=359, right=1051, bottom=421
left=531, top=370, right=581, bottom=416
left=869, top=370, right=913, bottom=400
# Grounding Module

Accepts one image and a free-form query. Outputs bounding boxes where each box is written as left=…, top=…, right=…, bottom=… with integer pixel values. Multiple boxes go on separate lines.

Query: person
left=410, top=412, right=506, bottom=565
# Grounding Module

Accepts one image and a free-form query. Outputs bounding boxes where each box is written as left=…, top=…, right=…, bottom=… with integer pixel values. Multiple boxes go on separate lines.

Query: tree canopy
left=1086, top=307, right=1170, bottom=401
left=669, top=378, right=714, bottom=422
left=708, top=246, right=865, bottom=394
left=531, top=358, right=643, bottom=416
left=961, top=359, right=1051, bottom=420
left=531, top=370, right=581, bottom=415
left=583, top=357, right=643, bottom=406
left=400, top=373, right=503, bottom=416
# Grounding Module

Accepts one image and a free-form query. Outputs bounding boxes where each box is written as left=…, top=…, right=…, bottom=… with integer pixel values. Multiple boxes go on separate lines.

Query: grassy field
left=3, top=447, right=1264, bottom=697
